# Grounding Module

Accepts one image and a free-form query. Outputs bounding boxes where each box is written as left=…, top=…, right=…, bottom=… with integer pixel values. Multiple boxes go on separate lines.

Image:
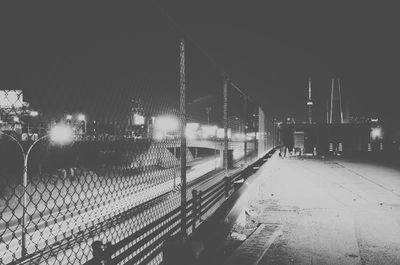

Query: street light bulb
left=78, top=114, right=86, bottom=121
left=50, top=124, right=74, bottom=145
left=154, top=116, right=179, bottom=132
left=30, top=111, right=39, bottom=117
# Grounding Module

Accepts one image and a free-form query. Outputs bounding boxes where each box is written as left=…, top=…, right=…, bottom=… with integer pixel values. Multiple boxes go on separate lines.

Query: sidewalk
left=223, top=156, right=400, bottom=265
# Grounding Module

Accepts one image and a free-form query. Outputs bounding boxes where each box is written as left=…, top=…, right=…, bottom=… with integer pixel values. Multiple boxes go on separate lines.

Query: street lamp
left=0, top=124, right=73, bottom=257
left=29, top=111, right=39, bottom=117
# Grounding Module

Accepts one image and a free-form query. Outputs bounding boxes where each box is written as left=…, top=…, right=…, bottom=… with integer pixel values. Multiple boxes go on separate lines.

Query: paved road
left=243, top=156, right=400, bottom=265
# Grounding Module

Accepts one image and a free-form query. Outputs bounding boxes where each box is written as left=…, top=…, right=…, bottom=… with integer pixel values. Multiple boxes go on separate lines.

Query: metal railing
left=85, top=149, right=276, bottom=265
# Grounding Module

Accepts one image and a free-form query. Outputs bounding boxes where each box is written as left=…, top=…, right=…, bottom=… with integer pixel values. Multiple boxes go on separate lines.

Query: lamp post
left=0, top=124, right=73, bottom=257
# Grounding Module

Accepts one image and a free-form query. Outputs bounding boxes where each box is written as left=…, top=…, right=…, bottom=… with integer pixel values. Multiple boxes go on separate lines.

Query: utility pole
left=179, top=38, right=187, bottom=238
left=205, top=107, right=211, bottom=124
left=243, top=96, right=247, bottom=162
left=223, top=75, right=229, bottom=176
left=330, top=78, right=334, bottom=124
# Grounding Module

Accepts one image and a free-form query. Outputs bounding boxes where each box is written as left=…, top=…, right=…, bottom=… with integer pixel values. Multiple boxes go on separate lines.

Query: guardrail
left=86, top=148, right=276, bottom=265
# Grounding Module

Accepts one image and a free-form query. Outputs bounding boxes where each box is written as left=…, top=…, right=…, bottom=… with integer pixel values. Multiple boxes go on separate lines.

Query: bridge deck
left=227, top=156, right=400, bottom=265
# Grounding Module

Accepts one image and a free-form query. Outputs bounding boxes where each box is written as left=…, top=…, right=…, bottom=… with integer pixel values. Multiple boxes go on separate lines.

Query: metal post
left=192, top=189, right=198, bottom=231
left=21, top=155, right=28, bottom=257
left=179, top=38, right=187, bottom=238
left=243, top=96, right=247, bottom=162
left=0, top=132, right=29, bottom=257
left=21, top=135, right=47, bottom=257
left=223, top=76, right=228, bottom=176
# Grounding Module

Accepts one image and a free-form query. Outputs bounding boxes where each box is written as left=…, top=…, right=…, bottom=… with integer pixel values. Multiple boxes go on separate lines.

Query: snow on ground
left=233, top=156, right=400, bottom=265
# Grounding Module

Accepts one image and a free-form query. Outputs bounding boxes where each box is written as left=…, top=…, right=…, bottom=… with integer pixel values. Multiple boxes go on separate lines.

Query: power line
left=150, top=0, right=253, bottom=101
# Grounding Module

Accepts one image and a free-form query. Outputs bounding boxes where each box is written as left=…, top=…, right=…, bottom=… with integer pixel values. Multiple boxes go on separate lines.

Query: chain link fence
left=0, top=4, right=279, bottom=265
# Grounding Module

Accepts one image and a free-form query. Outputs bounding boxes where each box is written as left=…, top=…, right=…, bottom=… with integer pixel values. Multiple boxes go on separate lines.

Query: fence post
left=224, top=176, right=230, bottom=198
left=179, top=38, right=187, bottom=238
left=243, top=96, right=247, bottom=163
left=192, top=189, right=198, bottom=231
left=223, top=76, right=228, bottom=176
left=21, top=155, right=28, bottom=257
left=198, top=190, right=203, bottom=220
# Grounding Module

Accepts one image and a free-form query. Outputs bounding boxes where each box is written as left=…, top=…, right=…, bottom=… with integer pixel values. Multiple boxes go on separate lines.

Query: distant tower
left=306, top=78, right=313, bottom=124
left=329, top=78, right=344, bottom=124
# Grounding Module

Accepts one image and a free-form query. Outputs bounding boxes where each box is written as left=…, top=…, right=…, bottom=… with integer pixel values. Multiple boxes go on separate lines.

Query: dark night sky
left=1, top=1, right=399, bottom=124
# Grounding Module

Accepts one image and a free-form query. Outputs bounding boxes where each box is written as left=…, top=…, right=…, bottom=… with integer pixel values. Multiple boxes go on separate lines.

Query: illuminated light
left=216, top=128, right=224, bottom=138
left=30, top=111, right=39, bottom=117
left=187, top=123, right=200, bottom=131
left=246, top=132, right=255, bottom=140
left=66, top=114, right=73, bottom=120
left=154, top=116, right=179, bottom=132
left=13, top=116, right=20, bottom=122
left=185, top=123, right=200, bottom=139
left=185, top=128, right=197, bottom=139
left=78, top=114, right=86, bottom=121
left=201, top=125, right=217, bottom=138
left=307, top=101, right=313, bottom=106
left=216, top=128, right=231, bottom=139
left=49, top=124, right=74, bottom=145
left=233, top=133, right=245, bottom=141
left=371, top=127, right=383, bottom=140
left=133, top=114, right=145, bottom=125
left=154, top=131, right=165, bottom=141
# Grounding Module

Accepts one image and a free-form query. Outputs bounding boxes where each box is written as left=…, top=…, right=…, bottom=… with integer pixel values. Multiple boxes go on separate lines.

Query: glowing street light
left=0, top=124, right=73, bottom=257
left=154, top=116, right=179, bottom=132
left=133, top=114, right=145, bottom=125
left=153, top=115, right=179, bottom=141
left=50, top=124, right=74, bottom=145
left=29, top=110, right=39, bottom=117
left=77, top=114, right=85, bottom=121
left=185, top=123, right=200, bottom=139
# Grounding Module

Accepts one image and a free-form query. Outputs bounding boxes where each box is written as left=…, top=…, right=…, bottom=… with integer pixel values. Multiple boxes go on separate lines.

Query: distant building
left=0, top=90, right=43, bottom=137
left=126, top=99, right=148, bottom=138
left=228, top=115, right=244, bottom=134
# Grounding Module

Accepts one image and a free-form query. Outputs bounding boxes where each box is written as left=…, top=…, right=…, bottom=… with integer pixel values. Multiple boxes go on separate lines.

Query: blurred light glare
left=371, top=127, right=383, bottom=140
left=154, top=116, right=179, bottom=132
left=187, top=123, right=199, bottom=131
left=13, top=116, right=19, bottom=122
left=50, top=124, right=74, bottom=145
left=30, top=110, right=39, bottom=117
left=133, top=114, right=145, bottom=125
left=78, top=114, right=86, bottom=121
left=233, top=133, right=245, bottom=141
left=154, top=131, right=165, bottom=141
left=216, top=128, right=231, bottom=139
left=201, top=125, right=217, bottom=138
left=185, top=123, right=200, bottom=139
left=66, top=114, right=73, bottom=120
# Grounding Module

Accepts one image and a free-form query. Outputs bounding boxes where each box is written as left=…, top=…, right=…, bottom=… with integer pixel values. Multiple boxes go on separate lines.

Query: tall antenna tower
left=306, top=78, right=313, bottom=123
left=329, top=78, right=343, bottom=124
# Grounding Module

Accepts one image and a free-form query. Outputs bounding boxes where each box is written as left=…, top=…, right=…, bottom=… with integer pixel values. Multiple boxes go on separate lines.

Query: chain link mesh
left=0, top=5, right=279, bottom=264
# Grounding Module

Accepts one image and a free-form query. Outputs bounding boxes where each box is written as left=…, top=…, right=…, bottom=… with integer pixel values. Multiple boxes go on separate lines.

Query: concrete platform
left=224, top=156, right=400, bottom=265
